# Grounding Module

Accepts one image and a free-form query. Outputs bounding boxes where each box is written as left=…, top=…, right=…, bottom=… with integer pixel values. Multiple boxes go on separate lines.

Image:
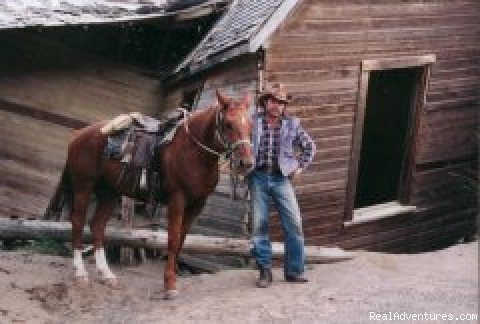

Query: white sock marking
left=73, top=249, right=88, bottom=278
left=95, top=248, right=115, bottom=279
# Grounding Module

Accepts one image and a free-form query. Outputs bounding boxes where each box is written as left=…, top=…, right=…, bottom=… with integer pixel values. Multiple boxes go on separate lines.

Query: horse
left=64, top=90, right=253, bottom=299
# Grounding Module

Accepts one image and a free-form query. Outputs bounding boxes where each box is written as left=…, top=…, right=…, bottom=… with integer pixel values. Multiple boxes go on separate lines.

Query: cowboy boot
left=256, top=267, right=273, bottom=288
left=285, top=274, right=309, bottom=283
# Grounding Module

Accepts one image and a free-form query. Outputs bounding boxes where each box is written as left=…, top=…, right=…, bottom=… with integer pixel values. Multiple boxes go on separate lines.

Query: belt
left=255, top=166, right=283, bottom=176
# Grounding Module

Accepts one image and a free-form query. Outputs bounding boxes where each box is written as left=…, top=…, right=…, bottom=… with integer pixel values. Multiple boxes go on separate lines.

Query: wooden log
left=0, top=218, right=354, bottom=263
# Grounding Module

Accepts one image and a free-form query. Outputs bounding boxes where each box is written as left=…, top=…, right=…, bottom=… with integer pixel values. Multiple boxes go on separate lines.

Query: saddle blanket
left=103, top=109, right=186, bottom=161
left=101, top=112, right=161, bottom=135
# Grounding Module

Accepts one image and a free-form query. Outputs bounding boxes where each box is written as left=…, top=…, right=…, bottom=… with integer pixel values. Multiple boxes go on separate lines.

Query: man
left=249, top=83, right=316, bottom=288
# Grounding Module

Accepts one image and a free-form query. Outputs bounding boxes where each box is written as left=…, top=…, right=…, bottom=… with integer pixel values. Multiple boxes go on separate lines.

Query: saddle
left=102, top=109, right=186, bottom=205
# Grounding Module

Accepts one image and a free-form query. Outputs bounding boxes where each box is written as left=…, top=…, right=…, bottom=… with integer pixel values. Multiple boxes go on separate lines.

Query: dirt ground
left=0, top=241, right=477, bottom=324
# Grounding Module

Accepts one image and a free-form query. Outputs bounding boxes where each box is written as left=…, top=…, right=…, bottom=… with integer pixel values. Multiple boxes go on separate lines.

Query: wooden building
left=0, top=0, right=228, bottom=221
left=1, top=0, right=477, bottom=254
left=164, top=0, right=479, bottom=252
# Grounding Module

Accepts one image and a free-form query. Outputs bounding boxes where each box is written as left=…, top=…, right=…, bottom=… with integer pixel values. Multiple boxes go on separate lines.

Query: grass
left=1, top=237, right=70, bottom=256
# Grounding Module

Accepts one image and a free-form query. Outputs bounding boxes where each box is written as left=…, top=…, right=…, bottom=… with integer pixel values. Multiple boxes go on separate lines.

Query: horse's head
left=216, top=89, right=254, bottom=175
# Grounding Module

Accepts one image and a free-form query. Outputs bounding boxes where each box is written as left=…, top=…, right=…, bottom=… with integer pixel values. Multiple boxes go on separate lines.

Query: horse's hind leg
left=70, top=182, right=94, bottom=285
left=91, top=185, right=117, bottom=286
left=171, top=201, right=205, bottom=276
left=175, top=200, right=207, bottom=272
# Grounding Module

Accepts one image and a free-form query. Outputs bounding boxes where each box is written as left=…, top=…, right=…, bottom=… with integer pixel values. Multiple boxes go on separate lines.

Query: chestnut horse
left=65, top=90, right=253, bottom=299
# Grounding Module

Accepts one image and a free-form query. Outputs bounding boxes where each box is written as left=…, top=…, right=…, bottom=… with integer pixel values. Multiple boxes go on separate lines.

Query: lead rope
left=242, top=182, right=251, bottom=237
left=228, top=155, right=251, bottom=237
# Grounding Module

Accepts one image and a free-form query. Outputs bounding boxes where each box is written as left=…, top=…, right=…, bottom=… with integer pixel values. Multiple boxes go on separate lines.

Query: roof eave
left=168, top=0, right=299, bottom=81
left=249, top=0, right=300, bottom=52
left=164, top=41, right=251, bottom=84
left=189, top=42, right=250, bottom=73
left=0, top=0, right=228, bottom=31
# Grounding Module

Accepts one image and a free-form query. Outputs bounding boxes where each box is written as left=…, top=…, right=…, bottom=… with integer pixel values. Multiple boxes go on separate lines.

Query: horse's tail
left=44, top=164, right=72, bottom=220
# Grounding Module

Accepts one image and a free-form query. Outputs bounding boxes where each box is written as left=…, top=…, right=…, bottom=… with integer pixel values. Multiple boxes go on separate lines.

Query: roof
left=173, top=0, right=299, bottom=76
left=0, top=0, right=227, bottom=30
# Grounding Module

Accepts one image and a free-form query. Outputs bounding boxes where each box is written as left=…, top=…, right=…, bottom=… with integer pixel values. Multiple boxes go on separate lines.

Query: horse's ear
left=216, top=89, right=229, bottom=110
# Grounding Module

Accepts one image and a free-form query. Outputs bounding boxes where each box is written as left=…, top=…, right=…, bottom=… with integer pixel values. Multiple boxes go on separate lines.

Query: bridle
left=182, top=107, right=251, bottom=163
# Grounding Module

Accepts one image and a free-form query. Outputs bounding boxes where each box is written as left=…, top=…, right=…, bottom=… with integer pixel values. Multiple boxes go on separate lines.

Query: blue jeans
left=248, top=170, right=305, bottom=277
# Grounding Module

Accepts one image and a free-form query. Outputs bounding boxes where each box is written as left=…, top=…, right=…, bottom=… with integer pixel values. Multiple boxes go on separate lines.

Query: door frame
left=344, top=54, right=435, bottom=222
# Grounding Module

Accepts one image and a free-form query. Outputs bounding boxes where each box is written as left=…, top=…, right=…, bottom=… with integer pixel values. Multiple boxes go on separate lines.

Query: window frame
left=344, top=54, right=435, bottom=223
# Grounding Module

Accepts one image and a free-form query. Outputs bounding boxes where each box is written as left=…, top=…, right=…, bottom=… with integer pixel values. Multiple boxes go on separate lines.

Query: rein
left=182, top=107, right=250, bottom=163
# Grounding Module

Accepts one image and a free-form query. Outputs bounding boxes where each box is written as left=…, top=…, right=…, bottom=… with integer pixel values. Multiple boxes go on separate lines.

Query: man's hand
left=289, top=168, right=303, bottom=180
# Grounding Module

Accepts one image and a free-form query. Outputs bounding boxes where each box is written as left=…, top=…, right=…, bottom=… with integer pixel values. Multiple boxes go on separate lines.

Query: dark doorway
left=354, top=67, right=422, bottom=208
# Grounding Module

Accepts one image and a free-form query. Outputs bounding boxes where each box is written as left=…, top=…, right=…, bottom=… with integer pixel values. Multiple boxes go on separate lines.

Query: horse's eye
left=225, top=123, right=233, bottom=131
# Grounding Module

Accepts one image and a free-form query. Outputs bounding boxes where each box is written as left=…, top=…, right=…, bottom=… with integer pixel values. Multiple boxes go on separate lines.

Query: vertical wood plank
left=398, top=69, right=422, bottom=202
left=120, top=196, right=135, bottom=265
left=398, top=65, right=432, bottom=203
left=344, top=69, right=369, bottom=221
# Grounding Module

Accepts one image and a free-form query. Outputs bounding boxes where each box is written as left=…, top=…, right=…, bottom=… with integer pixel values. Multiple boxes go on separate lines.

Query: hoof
left=101, top=277, right=118, bottom=288
left=74, top=276, right=89, bottom=287
left=163, top=289, right=179, bottom=300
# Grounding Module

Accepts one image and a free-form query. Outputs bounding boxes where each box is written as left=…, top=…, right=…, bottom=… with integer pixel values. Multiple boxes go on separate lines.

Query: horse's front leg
left=164, top=192, right=186, bottom=300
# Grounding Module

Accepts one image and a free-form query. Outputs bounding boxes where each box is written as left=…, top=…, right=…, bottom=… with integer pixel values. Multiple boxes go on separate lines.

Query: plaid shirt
left=256, top=116, right=282, bottom=174
left=256, top=115, right=314, bottom=174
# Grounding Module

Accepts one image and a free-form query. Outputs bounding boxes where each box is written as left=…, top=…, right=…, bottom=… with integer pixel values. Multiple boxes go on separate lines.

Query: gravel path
left=0, top=241, right=477, bottom=323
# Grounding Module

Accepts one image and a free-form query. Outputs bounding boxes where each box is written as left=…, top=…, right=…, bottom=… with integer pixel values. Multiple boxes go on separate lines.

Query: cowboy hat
left=259, top=82, right=292, bottom=104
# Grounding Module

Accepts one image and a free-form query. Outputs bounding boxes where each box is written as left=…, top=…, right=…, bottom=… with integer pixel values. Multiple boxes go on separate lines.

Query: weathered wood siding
left=265, top=0, right=479, bottom=250
left=0, top=31, right=161, bottom=219
left=164, top=57, right=258, bottom=238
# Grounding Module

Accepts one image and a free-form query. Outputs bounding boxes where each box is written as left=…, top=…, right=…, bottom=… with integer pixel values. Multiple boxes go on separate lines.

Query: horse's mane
left=185, top=105, right=219, bottom=137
